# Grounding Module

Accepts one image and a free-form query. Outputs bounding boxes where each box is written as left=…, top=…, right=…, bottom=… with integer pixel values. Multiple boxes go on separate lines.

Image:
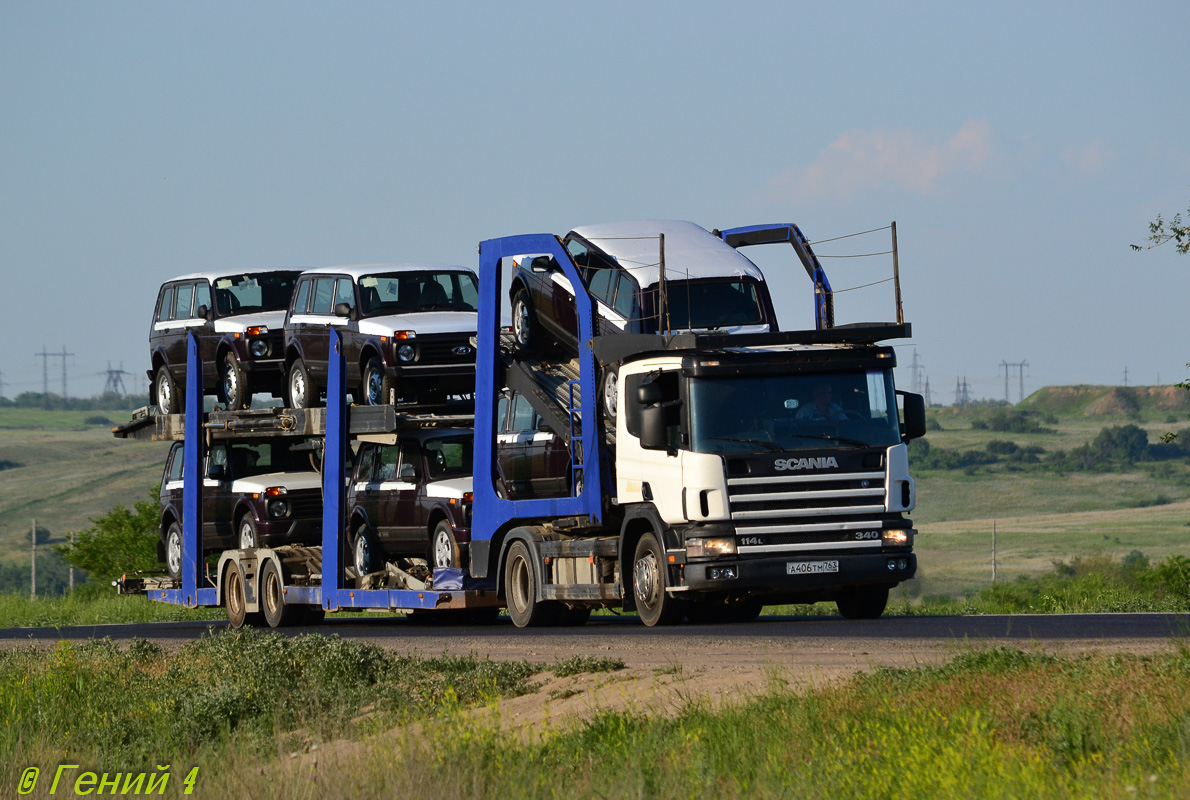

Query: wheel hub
left=633, top=554, right=659, bottom=608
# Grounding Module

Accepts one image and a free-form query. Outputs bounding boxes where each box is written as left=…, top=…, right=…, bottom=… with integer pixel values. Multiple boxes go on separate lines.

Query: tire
left=155, top=365, right=180, bottom=414
left=238, top=515, right=258, bottom=550
left=724, top=598, right=763, bottom=623
left=431, top=520, right=461, bottom=570
left=287, top=358, right=316, bottom=409
left=503, top=540, right=563, bottom=627
left=361, top=357, right=393, bottom=406
left=836, top=586, right=889, bottom=620
left=260, top=559, right=301, bottom=628
left=560, top=606, right=592, bottom=626
left=632, top=532, right=684, bottom=626
left=511, top=289, right=538, bottom=353
left=224, top=562, right=248, bottom=629
left=164, top=521, right=183, bottom=579
left=220, top=351, right=249, bottom=410
left=352, top=524, right=379, bottom=577
left=600, top=364, right=618, bottom=424
left=301, top=606, right=326, bottom=625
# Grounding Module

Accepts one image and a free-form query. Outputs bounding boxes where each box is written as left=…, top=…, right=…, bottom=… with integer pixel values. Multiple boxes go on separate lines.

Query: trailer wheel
left=220, top=351, right=249, bottom=410
left=836, top=586, right=889, bottom=620
left=164, top=522, right=183, bottom=579
left=225, top=562, right=249, bottom=629
left=260, top=559, right=301, bottom=628
left=155, top=365, right=179, bottom=414
left=504, top=540, right=562, bottom=627
left=431, top=521, right=461, bottom=570
left=632, top=532, right=685, bottom=626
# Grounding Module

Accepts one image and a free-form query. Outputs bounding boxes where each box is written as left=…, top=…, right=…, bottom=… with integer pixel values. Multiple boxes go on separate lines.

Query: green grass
left=66, top=645, right=1190, bottom=799
left=0, top=590, right=225, bottom=628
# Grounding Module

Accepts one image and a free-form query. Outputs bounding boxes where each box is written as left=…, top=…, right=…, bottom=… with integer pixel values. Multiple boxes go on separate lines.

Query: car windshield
left=658, top=278, right=765, bottom=330
left=214, top=272, right=300, bottom=316
left=688, top=370, right=901, bottom=454
left=357, top=271, right=479, bottom=317
left=214, top=438, right=321, bottom=479
left=424, top=436, right=473, bottom=480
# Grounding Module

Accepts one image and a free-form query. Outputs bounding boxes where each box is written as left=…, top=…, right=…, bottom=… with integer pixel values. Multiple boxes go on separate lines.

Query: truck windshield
left=657, top=279, right=765, bottom=331
left=688, top=369, right=901, bottom=454
left=358, top=271, right=480, bottom=317
left=214, top=272, right=300, bottom=316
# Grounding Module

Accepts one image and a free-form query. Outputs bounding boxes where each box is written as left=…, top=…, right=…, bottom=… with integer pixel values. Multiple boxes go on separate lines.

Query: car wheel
left=155, top=365, right=179, bottom=414
left=287, top=358, right=317, bottom=409
left=238, top=515, right=258, bottom=550
left=164, top=521, right=183, bottom=579
left=503, top=540, right=563, bottom=627
left=260, top=559, right=301, bottom=628
left=352, top=524, right=379, bottom=577
left=600, top=364, right=618, bottom=424
left=431, top=520, right=460, bottom=570
left=362, top=357, right=393, bottom=406
left=511, top=289, right=538, bottom=353
left=836, top=586, right=889, bottom=620
left=220, top=351, right=249, bottom=410
left=633, top=532, right=684, bottom=626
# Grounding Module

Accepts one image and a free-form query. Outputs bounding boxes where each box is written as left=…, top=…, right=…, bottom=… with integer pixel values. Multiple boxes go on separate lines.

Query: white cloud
left=1061, top=140, right=1110, bottom=172
left=769, top=120, right=994, bottom=202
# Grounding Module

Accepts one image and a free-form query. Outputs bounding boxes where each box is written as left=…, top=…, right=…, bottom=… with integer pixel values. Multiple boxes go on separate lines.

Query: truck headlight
left=686, top=537, right=736, bottom=558
left=882, top=529, right=912, bottom=547
left=250, top=339, right=269, bottom=358
left=398, top=344, right=416, bottom=362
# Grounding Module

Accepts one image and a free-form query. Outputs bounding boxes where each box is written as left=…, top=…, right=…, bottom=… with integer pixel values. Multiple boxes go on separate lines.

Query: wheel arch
left=618, top=504, right=670, bottom=613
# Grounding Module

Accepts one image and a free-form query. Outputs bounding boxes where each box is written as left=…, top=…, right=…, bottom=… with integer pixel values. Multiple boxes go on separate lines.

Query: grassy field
left=4, top=637, right=1189, bottom=798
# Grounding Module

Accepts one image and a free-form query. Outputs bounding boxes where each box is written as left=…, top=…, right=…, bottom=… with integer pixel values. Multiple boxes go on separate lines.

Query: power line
left=1000, top=360, right=1029, bottom=404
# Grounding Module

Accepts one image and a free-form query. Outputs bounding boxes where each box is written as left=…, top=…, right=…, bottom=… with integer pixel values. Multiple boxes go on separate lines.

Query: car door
left=164, top=281, right=201, bottom=383
left=161, top=441, right=185, bottom=525
left=204, top=443, right=233, bottom=546
left=193, top=280, right=217, bottom=386
left=387, top=441, right=423, bottom=548
left=498, top=393, right=538, bottom=498
left=349, top=443, right=381, bottom=534
left=331, top=276, right=361, bottom=384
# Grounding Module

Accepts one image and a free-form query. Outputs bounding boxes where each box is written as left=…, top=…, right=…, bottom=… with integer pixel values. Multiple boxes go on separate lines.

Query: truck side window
left=293, top=279, right=311, bottom=314
left=156, top=287, right=173, bottom=322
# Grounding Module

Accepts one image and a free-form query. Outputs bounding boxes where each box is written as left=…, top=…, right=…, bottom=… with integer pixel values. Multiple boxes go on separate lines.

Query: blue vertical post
left=321, top=328, right=346, bottom=610
left=182, top=332, right=203, bottom=607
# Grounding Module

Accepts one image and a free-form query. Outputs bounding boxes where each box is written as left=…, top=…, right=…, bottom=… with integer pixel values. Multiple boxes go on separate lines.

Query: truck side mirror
left=898, top=391, right=927, bottom=440
left=637, top=383, right=667, bottom=450
left=637, top=384, right=662, bottom=405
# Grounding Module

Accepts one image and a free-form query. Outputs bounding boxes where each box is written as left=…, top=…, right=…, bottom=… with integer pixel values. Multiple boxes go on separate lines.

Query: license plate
left=787, top=560, right=839, bottom=575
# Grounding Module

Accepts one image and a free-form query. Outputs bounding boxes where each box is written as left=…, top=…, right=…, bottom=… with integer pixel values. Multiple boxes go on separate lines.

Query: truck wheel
left=836, top=586, right=889, bottom=620
left=238, top=516, right=258, bottom=550
left=287, top=358, right=316, bottom=409
left=155, top=365, right=180, bottom=414
left=431, top=521, right=460, bottom=570
left=352, top=524, right=379, bottom=577
left=361, top=357, right=393, bottom=406
left=301, top=606, right=326, bottom=625
left=260, top=559, right=301, bottom=628
left=511, top=289, right=538, bottom=353
left=220, top=351, right=249, bottom=410
left=224, top=562, right=249, bottom=629
left=633, top=532, right=685, bottom=626
left=560, top=606, right=592, bottom=626
left=164, top=522, right=183, bottom=579
left=503, top=540, right=562, bottom=627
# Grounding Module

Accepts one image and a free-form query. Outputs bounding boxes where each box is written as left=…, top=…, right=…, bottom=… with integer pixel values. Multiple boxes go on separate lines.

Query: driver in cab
left=795, top=381, right=847, bottom=420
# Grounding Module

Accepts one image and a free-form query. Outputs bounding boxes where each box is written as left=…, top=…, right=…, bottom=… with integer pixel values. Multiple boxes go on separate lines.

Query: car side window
left=156, top=287, right=174, bottom=322
left=354, top=445, right=375, bottom=482
left=566, top=239, right=589, bottom=267
left=398, top=442, right=421, bottom=481
left=510, top=394, right=536, bottom=433
left=208, top=445, right=228, bottom=474
left=588, top=266, right=614, bottom=306
left=166, top=444, right=184, bottom=483
left=311, top=278, right=335, bottom=314
left=496, top=394, right=510, bottom=433
left=334, top=278, right=354, bottom=309
left=375, top=445, right=399, bottom=481
left=612, top=272, right=638, bottom=318
left=173, top=283, right=195, bottom=320
left=194, top=282, right=211, bottom=316
left=293, top=279, right=311, bottom=314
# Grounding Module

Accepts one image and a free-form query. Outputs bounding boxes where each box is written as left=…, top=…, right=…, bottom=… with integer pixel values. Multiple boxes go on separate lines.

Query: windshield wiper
left=703, top=436, right=783, bottom=452
left=786, top=433, right=871, bottom=448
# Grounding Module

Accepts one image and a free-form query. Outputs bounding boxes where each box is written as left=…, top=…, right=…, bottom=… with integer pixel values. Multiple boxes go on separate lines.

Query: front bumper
left=385, top=363, right=476, bottom=393
left=256, top=517, right=323, bottom=547
left=680, top=551, right=916, bottom=594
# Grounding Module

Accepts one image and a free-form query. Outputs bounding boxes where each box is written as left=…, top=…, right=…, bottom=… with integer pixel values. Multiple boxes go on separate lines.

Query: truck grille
left=727, top=470, right=885, bottom=553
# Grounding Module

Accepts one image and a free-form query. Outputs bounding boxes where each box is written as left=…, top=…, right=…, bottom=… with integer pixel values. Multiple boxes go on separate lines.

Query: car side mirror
left=897, top=391, right=927, bottom=441
left=207, top=464, right=226, bottom=481
left=334, top=302, right=354, bottom=319
left=400, top=463, right=419, bottom=481
left=530, top=256, right=553, bottom=273
left=195, top=304, right=211, bottom=320
left=536, top=418, right=553, bottom=433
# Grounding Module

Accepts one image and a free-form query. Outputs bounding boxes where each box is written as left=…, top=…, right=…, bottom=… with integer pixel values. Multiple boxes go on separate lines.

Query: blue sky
left=1, top=1, right=1187, bottom=402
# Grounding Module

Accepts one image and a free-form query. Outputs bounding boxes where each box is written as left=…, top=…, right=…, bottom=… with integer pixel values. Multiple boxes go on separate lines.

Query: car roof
left=163, top=267, right=309, bottom=283
left=298, top=263, right=476, bottom=281
left=567, top=220, right=764, bottom=287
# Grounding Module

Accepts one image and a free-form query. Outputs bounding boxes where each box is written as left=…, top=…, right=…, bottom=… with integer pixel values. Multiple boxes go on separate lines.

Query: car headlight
left=398, top=344, right=416, bottom=362
left=250, top=339, right=269, bottom=358
left=267, top=499, right=289, bottom=518
left=686, top=537, right=736, bottom=558
left=882, top=529, right=912, bottom=547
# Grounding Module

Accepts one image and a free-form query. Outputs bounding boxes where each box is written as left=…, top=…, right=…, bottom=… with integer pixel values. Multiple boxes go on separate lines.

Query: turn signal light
left=247, top=326, right=269, bottom=336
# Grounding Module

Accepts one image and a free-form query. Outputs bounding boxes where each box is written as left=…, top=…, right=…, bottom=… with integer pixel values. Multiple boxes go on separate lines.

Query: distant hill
left=1018, top=385, right=1189, bottom=418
